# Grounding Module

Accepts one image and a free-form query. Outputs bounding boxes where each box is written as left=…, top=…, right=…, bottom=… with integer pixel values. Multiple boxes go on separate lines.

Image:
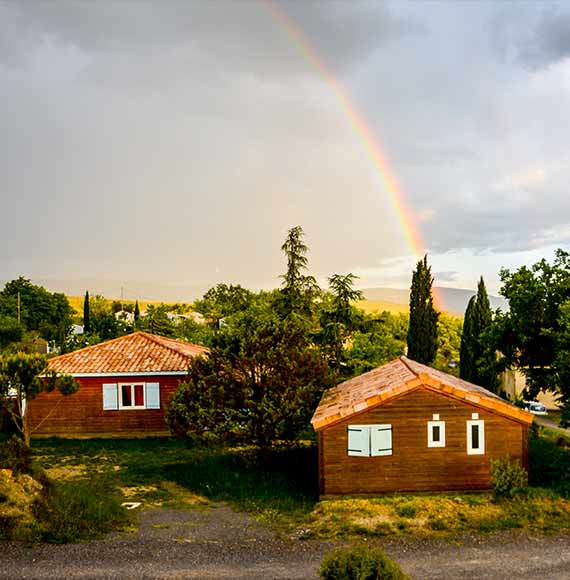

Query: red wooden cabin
left=311, top=357, right=534, bottom=496
left=27, top=332, right=207, bottom=438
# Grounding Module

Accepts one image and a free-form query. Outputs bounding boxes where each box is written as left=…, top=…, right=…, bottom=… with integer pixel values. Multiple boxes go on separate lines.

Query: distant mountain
left=360, top=287, right=508, bottom=315
left=0, top=278, right=209, bottom=302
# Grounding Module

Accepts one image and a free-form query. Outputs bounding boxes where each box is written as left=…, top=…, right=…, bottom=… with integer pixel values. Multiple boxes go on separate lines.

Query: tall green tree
left=0, top=352, right=79, bottom=445
left=496, top=249, right=570, bottom=425
left=193, top=283, right=253, bottom=327
left=407, top=255, right=439, bottom=364
left=459, top=277, right=498, bottom=390
left=83, top=290, right=90, bottom=333
left=167, top=302, right=334, bottom=448
left=134, top=300, right=140, bottom=323
left=278, top=226, right=320, bottom=317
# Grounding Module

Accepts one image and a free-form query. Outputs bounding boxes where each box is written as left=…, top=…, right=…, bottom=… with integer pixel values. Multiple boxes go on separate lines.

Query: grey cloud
left=434, top=271, right=459, bottom=283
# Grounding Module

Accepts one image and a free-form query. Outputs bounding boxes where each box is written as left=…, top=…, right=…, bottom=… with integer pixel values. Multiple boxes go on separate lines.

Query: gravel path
left=1, top=505, right=570, bottom=579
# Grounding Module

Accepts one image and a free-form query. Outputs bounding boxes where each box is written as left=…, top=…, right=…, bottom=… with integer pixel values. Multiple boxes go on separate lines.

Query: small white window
left=348, top=425, right=392, bottom=457
left=467, top=419, right=485, bottom=455
left=119, top=383, right=146, bottom=410
left=428, top=420, right=446, bottom=448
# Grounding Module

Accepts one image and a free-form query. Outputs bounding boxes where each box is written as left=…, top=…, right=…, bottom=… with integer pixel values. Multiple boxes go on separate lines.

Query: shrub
left=0, top=435, right=32, bottom=475
left=319, top=545, right=410, bottom=580
left=33, top=478, right=129, bottom=543
left=490, top=455, right=528, bottom=499
left=529, top=437, right=570, bottom=497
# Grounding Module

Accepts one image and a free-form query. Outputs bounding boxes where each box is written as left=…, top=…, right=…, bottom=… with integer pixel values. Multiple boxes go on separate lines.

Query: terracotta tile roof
left=48, top=332, right=208, bottom=375
left=311, top=356, right=533, bottom=430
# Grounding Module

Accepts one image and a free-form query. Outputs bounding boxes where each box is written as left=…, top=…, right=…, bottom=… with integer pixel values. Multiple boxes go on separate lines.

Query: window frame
left=427, top=420, right=446, bottom=448
left=466, top=419, right=485, bottom=455
left=118, top=382, right=146, bottom=410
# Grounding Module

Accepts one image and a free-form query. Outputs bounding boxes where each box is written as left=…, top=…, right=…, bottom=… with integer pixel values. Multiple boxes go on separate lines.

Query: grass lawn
left=26, top=430, right=570, bottom=540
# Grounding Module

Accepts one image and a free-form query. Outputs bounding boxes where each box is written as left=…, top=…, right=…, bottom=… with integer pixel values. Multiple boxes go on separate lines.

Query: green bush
left=319, top=545, right=410, bottom=580
left=33, top=478, right=129, bottom=543
left=0, top=435, right=32, bottom=475
left=490, top=456, right=528, bottom=499
left=529, top=436, right=570, bottom=497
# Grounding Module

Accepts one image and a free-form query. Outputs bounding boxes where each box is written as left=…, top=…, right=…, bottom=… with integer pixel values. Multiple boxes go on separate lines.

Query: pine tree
left=407, top=255, right=439, bottom=364
left=459, top=277, right=498, bottom=390
left=83, top=290, right=90, bottom=333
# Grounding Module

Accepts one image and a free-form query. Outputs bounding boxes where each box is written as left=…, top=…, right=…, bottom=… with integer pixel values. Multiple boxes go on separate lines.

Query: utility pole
left=121, top=285, right=124, bottom=312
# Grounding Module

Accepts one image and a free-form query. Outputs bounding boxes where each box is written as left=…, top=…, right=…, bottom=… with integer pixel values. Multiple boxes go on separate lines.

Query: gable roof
left=48, top=332, right=208, bottom=375
left=311, top=356, right=533, bottom=430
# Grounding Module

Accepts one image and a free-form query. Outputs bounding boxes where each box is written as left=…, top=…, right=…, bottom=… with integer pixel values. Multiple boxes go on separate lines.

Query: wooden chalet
left=27, top=332, right=207, bottom=438
left=311, top=356, right=534, bottom=496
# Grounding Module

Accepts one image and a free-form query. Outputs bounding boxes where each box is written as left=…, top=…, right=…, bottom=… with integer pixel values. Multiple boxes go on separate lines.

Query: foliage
left=496, top=250, right=570, bottom=425
left=459, top=278, right=498, bottom=390
left=0, top=435, right=32, bottom=475
left=0, top=316, right=24, bottom=350
left=278, top=225, right=320, bottom=318
left=137, top=303, right=175, bottom=336
left=490, top=455, right=528, bottom=499
left=134, top=300, right=140, bottom=322
left=32, top=478, right=129, bottom=544
left=175, top=317, right=216, bottom=347
left=82, top=294, right=130, bottom=342
left=168, top=302, right=334, bottom=448
left=0, top=277, right=74, bottom=349
left=407, top=255, right=439, bottom=364
left=528, top=430, right=570, bottom=497
left=315, top=274, right=365, bottom=373
left=433, top=314, right=462, bottom=375
left=319, top=545, right=410, bottom=580
left=193, top=283, right=254, bottom=327
left=343, top=327, right=405, bottom=376
left=0, top=352, right=79, bottom=445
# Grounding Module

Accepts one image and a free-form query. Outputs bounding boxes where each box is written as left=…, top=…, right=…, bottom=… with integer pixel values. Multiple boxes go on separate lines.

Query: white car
left=523, top=401, right=547, bottom=415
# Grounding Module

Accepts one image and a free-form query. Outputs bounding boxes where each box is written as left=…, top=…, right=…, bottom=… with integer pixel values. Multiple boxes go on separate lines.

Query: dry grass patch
left=301, top=493, right=570, bottom=539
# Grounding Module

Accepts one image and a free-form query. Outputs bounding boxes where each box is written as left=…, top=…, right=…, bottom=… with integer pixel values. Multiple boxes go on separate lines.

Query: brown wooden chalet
left=27, top=332, right=207, bottom=438
left=311, top=356, right=534, bottom=496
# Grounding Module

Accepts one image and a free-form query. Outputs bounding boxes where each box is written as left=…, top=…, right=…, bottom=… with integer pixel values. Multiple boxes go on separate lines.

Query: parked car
left=523, top=401, right=547, bottom=415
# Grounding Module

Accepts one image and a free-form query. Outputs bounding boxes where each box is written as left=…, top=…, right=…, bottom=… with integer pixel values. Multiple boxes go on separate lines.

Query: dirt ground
left=2, top=505, right=570, bottom=580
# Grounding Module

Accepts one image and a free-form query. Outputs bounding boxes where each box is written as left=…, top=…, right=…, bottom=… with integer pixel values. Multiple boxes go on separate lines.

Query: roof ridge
left=139, top=332, right=197, bottom=357
left=399, top=355, right=420, bottom=378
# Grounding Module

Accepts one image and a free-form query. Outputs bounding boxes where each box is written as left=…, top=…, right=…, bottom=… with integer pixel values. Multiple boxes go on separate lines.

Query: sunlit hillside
left=66, top=296, right=194, bottom=316
left=355, top=300, right=409, bottom=315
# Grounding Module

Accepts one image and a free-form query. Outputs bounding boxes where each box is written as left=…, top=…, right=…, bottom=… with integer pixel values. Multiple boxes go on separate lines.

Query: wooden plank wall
left=320, top=386, right=528, bottom=495
left=27, top=375, right=183, bottom=436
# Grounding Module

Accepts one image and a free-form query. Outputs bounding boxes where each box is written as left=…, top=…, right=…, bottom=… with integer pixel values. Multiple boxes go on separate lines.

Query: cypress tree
left=407, top=255, right=439, bottom=364
left=460, top=277, right=498, bottom=390
left=460, top=296, right=476, bottom=381
left=83, top=290, right=90, bottom=333
left=134, top=300, right=140, bottom=322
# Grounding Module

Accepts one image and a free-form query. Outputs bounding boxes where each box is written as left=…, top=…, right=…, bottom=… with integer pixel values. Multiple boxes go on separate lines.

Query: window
left=467, top=419, right=485, bottom=455
left=102, top=382, right=161, bottom=411
left=119, top=383, right=145, bottom=409
left=348, top=424, right=392, bottom=457
left=428, top=414, right=446, bottom=448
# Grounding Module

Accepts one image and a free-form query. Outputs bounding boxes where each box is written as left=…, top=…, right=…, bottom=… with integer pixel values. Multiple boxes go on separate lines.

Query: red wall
left=27, top=375, right=184, bottom=437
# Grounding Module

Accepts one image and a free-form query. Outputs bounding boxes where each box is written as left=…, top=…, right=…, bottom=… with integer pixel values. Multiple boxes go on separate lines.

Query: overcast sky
left=1, top=0, right=570, bottom=298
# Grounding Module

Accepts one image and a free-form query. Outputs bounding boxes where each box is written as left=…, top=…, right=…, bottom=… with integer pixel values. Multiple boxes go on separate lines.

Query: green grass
left=32, top=438, right=318, bottom=521
left=25, top=431, right=570, bottom=541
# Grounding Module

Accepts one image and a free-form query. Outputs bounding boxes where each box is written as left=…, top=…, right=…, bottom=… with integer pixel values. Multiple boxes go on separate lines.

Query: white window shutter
left=145, top=382, right=160, bottom=409
left=102, top=383, right=118, bottom=410
left=371, top=425, right=393, bottom=456
left=348, top=426, right=370, bottom=456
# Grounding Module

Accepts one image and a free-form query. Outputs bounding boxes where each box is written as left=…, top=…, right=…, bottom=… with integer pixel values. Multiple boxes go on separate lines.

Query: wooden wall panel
left=320, top=386, right=528, bottom=495
left=27, top=375, right=184, bottom=437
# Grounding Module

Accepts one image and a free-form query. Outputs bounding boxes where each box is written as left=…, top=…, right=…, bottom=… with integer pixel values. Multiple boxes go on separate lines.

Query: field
left=355, top=299, right=409, bottom=315
left=66, top=296, right=194, bottom=316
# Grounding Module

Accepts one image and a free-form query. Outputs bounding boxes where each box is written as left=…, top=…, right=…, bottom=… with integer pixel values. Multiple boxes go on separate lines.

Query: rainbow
left=263, top=1, right=444, bottom=311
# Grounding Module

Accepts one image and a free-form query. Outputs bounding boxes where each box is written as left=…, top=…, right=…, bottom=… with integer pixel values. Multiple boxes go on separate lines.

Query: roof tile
left=48, top=332, right=208, bottom=375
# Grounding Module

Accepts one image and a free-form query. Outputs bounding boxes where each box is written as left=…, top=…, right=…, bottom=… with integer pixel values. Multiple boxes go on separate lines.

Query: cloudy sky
left=1, top=0, right=570, bottom=299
